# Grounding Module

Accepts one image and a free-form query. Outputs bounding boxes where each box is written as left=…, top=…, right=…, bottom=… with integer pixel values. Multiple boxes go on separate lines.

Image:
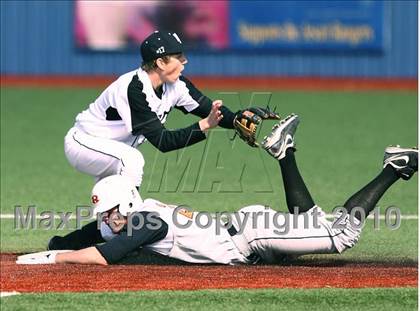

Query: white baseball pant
left=234, top=205, right=361, bottom=264
left=64, top=127, right=145, bottom=187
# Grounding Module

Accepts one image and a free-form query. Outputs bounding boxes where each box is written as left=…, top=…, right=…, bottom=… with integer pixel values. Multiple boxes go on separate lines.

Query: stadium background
left=0, top=1, right=418, bottom=310
left=0, top=1, right=417, bottom=77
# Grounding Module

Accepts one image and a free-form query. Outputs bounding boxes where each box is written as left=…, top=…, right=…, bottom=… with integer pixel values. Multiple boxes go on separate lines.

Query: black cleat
left=383, top=145, right=418, bottom=180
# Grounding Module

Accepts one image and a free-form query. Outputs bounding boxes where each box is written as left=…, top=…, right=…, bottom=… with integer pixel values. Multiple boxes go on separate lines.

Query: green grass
left=1, top=288, right=417, bottom=311
left=0, top=87, right=417, bottom=310
left=1, top=88, right=418, bottom=260
left=1, top=88, right=417, bottom=214
left=1, top=88, right=417, bottom=253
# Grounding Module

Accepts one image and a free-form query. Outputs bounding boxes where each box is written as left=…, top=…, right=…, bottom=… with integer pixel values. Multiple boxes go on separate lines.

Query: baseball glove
left=233, top=107, right=281, bottom=147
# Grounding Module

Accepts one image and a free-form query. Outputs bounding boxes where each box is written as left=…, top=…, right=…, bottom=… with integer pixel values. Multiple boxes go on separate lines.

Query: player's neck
left=147, top=71, right=164, bottom=90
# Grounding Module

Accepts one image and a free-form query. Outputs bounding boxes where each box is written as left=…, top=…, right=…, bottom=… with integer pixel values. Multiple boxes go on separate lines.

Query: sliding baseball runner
left=18, top=115, right=418, bottom=265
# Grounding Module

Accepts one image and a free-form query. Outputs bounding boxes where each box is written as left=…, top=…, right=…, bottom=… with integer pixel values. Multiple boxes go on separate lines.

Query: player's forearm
left=144, top=123, right=206, bottom=153
left=55, top=247, right=108, bottom=265
left=218, top=106, right=236, bottom=129
left=48, top=221, right=105, bottom=250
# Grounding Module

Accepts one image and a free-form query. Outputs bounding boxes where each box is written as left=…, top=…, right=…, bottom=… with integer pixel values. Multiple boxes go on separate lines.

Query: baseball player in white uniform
left=18, top=114, right=418, bottom=265
left=65, top=31, right=239, bottom=188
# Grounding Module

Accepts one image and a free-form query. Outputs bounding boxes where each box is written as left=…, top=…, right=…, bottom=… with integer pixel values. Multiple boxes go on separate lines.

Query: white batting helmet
left=91, top=175, right=143, bottom=216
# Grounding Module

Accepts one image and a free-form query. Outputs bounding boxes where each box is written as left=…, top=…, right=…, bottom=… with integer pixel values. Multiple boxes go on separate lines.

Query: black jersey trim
left=127, top=75, right=161, bottom=133
left=154, top=84, right=164, bottom=99
left=95, top=213, right=169, bottom=264
left=127, top=75, right=206, bottom=152
left=105, top=107, right=123, bottom=121
left=130, top=137, right=138, bottom=147
left=179, top=76, right=211, bottom=105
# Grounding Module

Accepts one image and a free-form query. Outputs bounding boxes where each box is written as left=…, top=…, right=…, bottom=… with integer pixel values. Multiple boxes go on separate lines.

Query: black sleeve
left=95, top=212, right=168, bottom=264
left=48, top=221, right=105, bottom=250
left=127, top=76, right=206, bottom=153
left=177, top=76, right=237, bottom=130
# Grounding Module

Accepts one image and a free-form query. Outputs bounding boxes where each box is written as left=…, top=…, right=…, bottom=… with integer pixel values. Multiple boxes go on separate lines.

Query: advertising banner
left=75, top=0, right=385, bottom=52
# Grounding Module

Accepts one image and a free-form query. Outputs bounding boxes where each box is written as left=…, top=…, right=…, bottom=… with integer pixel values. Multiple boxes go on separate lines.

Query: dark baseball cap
left=141, top=31, right=184, bottom=63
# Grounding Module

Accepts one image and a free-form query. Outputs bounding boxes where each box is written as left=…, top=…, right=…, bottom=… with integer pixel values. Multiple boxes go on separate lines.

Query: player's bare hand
left=199, top=100, right=223, bottom=132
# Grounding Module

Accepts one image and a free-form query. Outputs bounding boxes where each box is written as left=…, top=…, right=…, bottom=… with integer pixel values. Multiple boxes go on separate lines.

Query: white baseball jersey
left=135, top=199, right=249, bottom=265
left=97, top=199, right=361, bottom=265
left=74, top=68, right=209, bottom=147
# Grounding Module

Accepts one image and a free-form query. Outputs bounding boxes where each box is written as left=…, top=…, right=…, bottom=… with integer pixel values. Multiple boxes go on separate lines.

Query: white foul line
left=0, top=213, right=418, bottom=220
left=0, top=291, right=20, bottom=298
left=0, top=214, right=94, bottom=220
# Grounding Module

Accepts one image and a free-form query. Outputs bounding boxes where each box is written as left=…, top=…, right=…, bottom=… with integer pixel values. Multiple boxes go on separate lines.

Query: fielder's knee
left=120, top=149, right=145, bottom=187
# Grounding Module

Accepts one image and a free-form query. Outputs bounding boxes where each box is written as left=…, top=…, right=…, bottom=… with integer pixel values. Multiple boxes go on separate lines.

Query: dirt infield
left=1, top=75, right=417, bottom=91
left=0, top=254, right=417, bottom=292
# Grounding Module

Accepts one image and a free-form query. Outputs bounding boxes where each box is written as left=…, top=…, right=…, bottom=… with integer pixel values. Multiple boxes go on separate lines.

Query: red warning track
left=1, top=75, right=417, bottom=91
left=1, top=254, right=417, bottom=292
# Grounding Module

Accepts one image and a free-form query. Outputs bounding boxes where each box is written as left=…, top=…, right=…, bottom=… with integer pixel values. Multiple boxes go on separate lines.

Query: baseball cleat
left=261, top=114, right=299, bottom=160
left=383, top=145, right=418, bottom=180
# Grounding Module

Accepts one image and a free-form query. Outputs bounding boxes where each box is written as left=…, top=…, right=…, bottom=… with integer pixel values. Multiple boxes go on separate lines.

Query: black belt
left=227, top=225, right=238, bottom=236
